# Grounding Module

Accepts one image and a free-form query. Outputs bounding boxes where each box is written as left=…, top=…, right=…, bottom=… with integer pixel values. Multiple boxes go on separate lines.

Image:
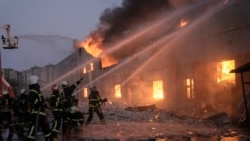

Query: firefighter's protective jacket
left=50, top=91, right=63, bottom=112
left=17, top=93, right=30, bottom=113
left=61, top=80, right=81, bottom=110
left=0, top=94, right=15, bottom=113
left=29, top=85, right=47, bottom=116
left=88, top=90, right=102, bottom=108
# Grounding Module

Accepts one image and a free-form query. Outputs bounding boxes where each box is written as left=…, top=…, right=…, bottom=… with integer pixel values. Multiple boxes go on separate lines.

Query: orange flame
left=80, top=36, right=103, bottom=57
left=153, top=80, right=164, bottom=99
left=100, top=55, right=118, bottom=68
left=80, top=36, right=118, bottom=68
left=179, top=19, right=189, bottom=27
left=217, top=60, right=235, bottom=83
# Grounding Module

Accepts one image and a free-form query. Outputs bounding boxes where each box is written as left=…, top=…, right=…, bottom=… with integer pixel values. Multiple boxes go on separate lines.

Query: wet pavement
left=1, top=121, right=250, bottom=141
left=1, top=103, right=250, bottom=141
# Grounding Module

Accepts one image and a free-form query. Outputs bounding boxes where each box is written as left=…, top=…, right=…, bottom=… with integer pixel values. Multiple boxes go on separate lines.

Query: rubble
left=1, top=103, right=250, bottom=140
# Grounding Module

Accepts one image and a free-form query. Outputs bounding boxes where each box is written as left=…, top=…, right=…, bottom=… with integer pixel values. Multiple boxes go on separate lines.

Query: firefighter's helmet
left=70, top=106, right=78, bottom=113
left=61, top=80, right=68, bottom=88
left=2, top=90, right=8, bottom=95
left=52, top=84, right=59, bottom=91
left=20, top=88, right=26, bottom=94
left=29, top=75, right=39, bottom=85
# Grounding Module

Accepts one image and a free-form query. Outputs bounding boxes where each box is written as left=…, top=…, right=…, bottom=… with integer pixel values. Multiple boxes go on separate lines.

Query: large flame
left=80, top=36, right=103, bottom=57
left=80, top=36, right=118, bottom=68
left=217, top=60, right=235, bottom=83
left=100, top=55, right=118, bottom=68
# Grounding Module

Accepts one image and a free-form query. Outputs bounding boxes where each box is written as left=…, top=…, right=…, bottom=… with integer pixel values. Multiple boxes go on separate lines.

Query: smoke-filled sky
left=0, top=0, right=217, bottom=71
left=0, top=0, right=122, bottom=71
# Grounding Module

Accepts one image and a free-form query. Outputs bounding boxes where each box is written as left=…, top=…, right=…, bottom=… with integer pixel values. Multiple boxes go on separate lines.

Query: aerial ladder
left=0, top=24, right=18, bottom=97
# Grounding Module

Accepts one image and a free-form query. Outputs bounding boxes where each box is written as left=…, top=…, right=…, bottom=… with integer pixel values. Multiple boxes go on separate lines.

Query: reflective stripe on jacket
left=29, top=89, right=46, bottom=115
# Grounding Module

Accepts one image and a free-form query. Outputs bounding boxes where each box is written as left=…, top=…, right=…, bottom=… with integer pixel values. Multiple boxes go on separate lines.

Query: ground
left=2, top=102, right=250, bottom=141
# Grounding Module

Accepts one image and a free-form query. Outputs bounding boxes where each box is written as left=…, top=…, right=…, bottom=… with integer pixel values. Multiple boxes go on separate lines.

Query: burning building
left=44, top=0, right=250, bottom=123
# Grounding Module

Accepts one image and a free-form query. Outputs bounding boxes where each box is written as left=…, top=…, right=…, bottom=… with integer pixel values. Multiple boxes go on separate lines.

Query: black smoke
left=98, top=0, right=170, bottom=43
left=85, top=0, right=201, bottom=62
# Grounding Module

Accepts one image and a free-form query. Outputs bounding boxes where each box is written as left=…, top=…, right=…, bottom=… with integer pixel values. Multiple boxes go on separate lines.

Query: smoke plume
left=84, top=0, right=203, bottom=61
left=98, top=0, right=170, bottom=43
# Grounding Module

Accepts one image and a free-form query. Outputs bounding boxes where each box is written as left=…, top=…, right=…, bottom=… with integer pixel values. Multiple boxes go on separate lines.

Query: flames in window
left=114, top=84, right=121, bottom=98
left=83, top=87, right=88, bottom=98
left=90, top=63, right=94, bottom=71
left=186, top=78, right=194, bottom=99
left=217, top=60, right=235, bottom=84
left=82, top=63, right=94, bottom=74
left=153, top=80, right=164, bottom=99
left=82, top=66, right=87, bottom=74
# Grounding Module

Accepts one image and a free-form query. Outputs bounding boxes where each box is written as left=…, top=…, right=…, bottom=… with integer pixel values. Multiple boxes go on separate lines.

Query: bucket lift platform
left=1, top=24, right=18, bottom=49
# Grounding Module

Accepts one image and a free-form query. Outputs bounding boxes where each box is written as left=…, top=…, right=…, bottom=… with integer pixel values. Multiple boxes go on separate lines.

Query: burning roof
left=78, top=0, right=234, bottom=68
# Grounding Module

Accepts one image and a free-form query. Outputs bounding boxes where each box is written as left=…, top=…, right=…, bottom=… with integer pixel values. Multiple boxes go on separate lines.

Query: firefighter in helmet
left=85, top=86, right=106, bottom=125
left=26, top=75, right=52, bottom=141
left=15, top=88, right=30, bottom=139
left=60, top=78, right=83, bottom=136
left=0, top=90, right=15, bottom=141
left=49, top=84, right=63, bottom=141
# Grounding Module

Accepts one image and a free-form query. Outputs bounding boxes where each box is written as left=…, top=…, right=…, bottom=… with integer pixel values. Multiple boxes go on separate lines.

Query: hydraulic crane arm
left=1, top=24, right=18, bottom=49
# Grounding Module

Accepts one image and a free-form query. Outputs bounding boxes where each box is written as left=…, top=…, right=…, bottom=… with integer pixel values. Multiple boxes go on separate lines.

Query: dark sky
left=0, top=0, right=121, bottom=71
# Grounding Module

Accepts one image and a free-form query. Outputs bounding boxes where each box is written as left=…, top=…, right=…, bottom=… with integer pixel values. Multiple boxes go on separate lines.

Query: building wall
left=172, top=0, right=250, bottom=114
left=3, top=0, right=249, bottom=115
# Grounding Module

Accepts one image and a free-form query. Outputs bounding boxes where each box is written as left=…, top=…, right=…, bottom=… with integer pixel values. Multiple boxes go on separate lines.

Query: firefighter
left=85, top=86, right=106, bottom=125
left=69, top=104, right=84, bottom=127
left=61, top=78, right=83, bottom=137
left=49, top=84, right=63, bottom=141
left=1, top=35, right=5, bottom=44
left=15, top=88, right=30, bottom=139
left=0, top=90, right=15, bottom=141
left=26, top=75, right=52, bottom=141
left=13, top=36, right=18, bottom=47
